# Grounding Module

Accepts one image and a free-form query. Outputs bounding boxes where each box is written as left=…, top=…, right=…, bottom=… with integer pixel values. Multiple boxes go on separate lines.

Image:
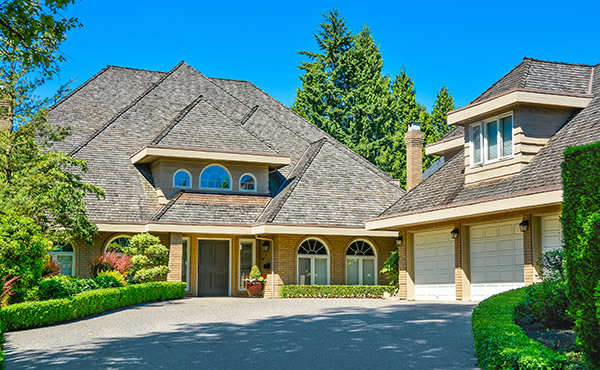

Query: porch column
left=456, top=225, right=471, bottom=301
left=167, top=233, right=183, bottom=282
left=523, top=214, right=535, bottom=286
left=397, top=230, right=413, bottom=300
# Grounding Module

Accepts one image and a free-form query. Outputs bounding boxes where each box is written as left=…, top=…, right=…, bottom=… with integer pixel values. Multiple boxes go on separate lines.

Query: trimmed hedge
left=280, top=285, right=398, bottom=298
left=472, top=288, right=568, bottom=369
left=562, top=141, right=600, bottom=368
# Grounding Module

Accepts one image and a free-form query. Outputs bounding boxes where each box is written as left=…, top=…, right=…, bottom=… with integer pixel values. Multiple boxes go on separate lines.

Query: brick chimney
left=405, top=121, right=424, bottom=191
left=0, top=101, right=11, bottom=132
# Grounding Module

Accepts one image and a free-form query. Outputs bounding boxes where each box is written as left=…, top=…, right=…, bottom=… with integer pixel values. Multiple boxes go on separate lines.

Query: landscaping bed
left=280, top=285, right=398, bottom=298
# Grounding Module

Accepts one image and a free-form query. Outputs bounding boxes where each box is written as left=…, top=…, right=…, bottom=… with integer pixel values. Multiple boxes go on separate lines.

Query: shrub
left=472, top=288, right=568, bottom=369
left=97, top=271, right=126, bottom=286
left=280, top=285, right=398, bottom=298
left=380, top=247, right=399, bottom=285
left=537, top=249, right=565, bottom=281
left=514, top=279, right=573, bottom=328
left=0, top=282, right=186, bottom=332
left=90, top=251, right=132, bottom=277
left=562, top=142, right=600, bottom=368
left=38, top=275, right=74, bottom=300
left=0, top=275, right=18, bottom=307
left=125, top=233, right=169, bottom=282
left=41, top=259, right=61, bottom=278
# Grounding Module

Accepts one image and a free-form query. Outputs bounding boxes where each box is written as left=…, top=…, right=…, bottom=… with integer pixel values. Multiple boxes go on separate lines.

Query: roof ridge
left=50, top=66, right=111, bottom=110
left=470, top=59, right=528, bottom=104
left=209, top=76, right=251, bottom=83
left=106, top=65, right=168, bottom=74
left=256, top=138, right=327, bottom=223
left=521, top=58, right=532, bottom=89
left=69, top=61, right=187, bottom=156
left=588, top=66, right=595, bottom=95
left=523, top=57, right=596, bottom=68
left=150, top=94, right=204, bottom=145
left=151, top=191, right=184, bottom=221
left=239, top=105, right=259, bottom=125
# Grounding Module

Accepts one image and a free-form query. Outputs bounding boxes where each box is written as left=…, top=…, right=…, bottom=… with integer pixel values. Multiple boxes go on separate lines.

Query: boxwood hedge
left=280, top=285, right=398, bottom=298
left=472, top=287, right=568, bottom=369
left=0, top=281, right=186, bottom=369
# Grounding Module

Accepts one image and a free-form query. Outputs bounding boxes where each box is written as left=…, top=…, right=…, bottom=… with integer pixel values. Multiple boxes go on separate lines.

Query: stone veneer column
left=523, top=214, right=535, bottom=286
left=397, top=230, right=409, bottom=299
left=167, top=233, right=183, bottom=282
left=454, top=224, right=463, bottom=300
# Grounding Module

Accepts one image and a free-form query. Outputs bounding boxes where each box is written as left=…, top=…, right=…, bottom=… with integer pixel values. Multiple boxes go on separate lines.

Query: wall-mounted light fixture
left=450, top=228, right=459, bottom=240
left=262, top=241, right=270, bottom=252
left=396, top=235, right=403, bottom=245
left=519, top=220, right=530, bottom=233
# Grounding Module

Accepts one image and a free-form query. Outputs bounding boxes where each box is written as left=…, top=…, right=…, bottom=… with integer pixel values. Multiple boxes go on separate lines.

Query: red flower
left=246, top=275, right=250, bottom=278
left=262, top=275, right=266, bottom=278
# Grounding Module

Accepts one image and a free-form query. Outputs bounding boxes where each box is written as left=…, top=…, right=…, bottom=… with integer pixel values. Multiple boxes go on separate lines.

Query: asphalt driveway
left=5, top=298, right=479, bottom=369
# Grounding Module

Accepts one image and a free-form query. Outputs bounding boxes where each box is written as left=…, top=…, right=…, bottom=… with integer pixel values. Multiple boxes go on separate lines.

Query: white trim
left=345, top=239, right=378, bottom=285
left=48, top=245, right=76, bottom=276
left=251, top=224, right=397, bottom=237
left=365, top=190, right=563, bottom=230
left=104, top=234, right=132, bottom=253
left=182, top=237, right=191, bottom=292
left=199, top=163, right=232, bottom=191
left=238, top=239, right=256, bottom=291
left=296, top=237, right=331, bottom=285
left=239, top=173, right=257, bottom=192
left=172, top=169, right=192, bottom=189
left=425, top=136, right=464, bottom=156
left=197, top=237, right=232, bottom=297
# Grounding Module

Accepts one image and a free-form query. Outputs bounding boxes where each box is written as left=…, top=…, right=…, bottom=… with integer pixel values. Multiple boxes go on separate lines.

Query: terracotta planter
left=246, top=281, right=264, bottom=297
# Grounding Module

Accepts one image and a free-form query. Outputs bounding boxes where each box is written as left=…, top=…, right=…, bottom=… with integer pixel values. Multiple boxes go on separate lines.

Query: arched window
left=239, top=173, right=256, bottom=192
left=173, top=169, right=192, bottom=188
left=48, top=244, right=75, bottom=276
left=297, top=238, right=330, bottom=285
left=200, top=164, right=231, bottom=190
left=105, top=235, right=131, bottom=254
left=346, top=240, right=377, bottom=285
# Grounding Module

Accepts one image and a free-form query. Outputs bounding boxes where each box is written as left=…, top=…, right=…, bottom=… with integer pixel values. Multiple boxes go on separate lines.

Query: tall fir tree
left=431, top=86, right=455, bottom=141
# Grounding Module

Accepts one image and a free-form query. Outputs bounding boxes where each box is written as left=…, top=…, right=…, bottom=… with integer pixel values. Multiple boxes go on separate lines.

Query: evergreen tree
left=431, top=86, right=455, bottom=141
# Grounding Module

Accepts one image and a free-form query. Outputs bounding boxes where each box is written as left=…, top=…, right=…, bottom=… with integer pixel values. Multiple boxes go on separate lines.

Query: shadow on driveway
left=5, top=299, right=479, bottom=370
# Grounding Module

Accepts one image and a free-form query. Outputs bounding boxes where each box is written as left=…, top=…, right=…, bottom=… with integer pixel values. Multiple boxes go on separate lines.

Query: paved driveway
left=5, top=298, right=479, bottom=369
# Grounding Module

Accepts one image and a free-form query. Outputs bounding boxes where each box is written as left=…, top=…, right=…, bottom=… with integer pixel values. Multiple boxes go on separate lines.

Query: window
left=346, top=240, right=377, bottom=285
left=48, top=244, right=75, bottom=276
left=105, top=235, right=131, bottom=254
left=173, top=169, right=192, bottom=188
left=239, top=239, right=256, bottom=290
left=182, top=237, right=191, bottom=291
left=470, top=113, right=513, bottom=166
left=239, top=173, right=256, bottom=192
left=297, top=238, right=329, bottom=285
left=200, top=164, right=231, bottom=190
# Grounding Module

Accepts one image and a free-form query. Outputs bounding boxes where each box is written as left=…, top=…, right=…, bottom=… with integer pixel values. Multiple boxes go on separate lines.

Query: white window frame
left=199, top=163, right=232, bottom=191
left=182, top=237, right=191, bottom=291
left=104, top=234, right=132, bottom=254
left=345, top=240, right=378, bottom=285
left=173, top=169, right=192, bottom=188
left=48, top=246, right=76, bottom=276
left=470, top=112, right=514, bottom=167
left=238, top=239, right=256, bottom=291
left=239, top=173, right=257, bottom=193
left=296, top=237, right=331, bottom=285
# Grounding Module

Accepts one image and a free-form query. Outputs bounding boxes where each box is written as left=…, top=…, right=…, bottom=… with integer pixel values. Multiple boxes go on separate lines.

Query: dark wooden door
left=197, top=240, right=229, bottom=296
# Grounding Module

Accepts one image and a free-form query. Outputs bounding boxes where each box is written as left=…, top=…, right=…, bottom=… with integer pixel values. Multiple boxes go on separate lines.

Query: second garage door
left=414, top=229, right=455, bottom=301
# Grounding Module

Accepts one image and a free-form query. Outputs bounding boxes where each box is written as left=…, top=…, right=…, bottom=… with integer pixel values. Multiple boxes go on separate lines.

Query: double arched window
left=48, top=244, right=75, bottom=276
left=200, top=164, right=231, bottom=190
left=297, top=238, right=330, bottom=285
left=346, top=240, right=377, bottom=285
left=173, top=169, right=192, bottom=188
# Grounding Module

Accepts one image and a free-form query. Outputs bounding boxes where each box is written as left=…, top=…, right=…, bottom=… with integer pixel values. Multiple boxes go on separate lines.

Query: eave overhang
left=365, top=188, right=562, bottom=231
left=448, top=89, right=593, bottom=126
left=130, top=145, right=291, bottom=168
left=425, top=136, right=464, bottom=156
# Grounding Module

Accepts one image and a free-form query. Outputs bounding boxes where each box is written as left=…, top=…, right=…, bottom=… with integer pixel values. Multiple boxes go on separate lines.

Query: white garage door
left=414, top=230, right=455, bottom=301
left=471, top=221, right=524, bottom=301
left=541, top=215, right=562, bottom=253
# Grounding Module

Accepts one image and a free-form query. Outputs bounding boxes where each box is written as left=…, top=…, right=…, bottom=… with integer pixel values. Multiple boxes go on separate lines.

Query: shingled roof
left=380, top=59, right=600, bottom=219
left=49, top=62, right=402, bottom=227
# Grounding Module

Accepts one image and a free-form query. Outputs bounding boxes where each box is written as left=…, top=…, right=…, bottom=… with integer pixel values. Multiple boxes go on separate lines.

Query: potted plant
left=245, top=265, right=266, bottom=297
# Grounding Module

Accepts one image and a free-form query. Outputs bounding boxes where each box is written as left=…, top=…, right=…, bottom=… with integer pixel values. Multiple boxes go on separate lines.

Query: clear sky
left=38, top=0, right=600, bottom=111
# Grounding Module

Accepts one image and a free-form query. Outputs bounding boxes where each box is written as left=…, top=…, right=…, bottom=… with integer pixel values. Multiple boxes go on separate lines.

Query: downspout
left=255, top=235, right=275, bottom=298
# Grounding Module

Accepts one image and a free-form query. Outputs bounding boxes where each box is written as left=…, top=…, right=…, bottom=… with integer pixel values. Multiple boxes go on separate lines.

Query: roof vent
left=407, top=121, right=421, bottom=131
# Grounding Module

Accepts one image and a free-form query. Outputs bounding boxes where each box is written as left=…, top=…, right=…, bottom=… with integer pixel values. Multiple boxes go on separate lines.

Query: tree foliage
left=293, top=9, right=456, bottom=189
left=125, top=233, right=170, bottom=283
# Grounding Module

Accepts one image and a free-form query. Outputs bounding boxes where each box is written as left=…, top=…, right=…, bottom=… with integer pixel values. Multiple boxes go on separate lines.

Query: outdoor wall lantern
left=262, top=241, right=270, bottom=252
left=450, top=228, right=459, bottom=240
left=519, top=220, right=530, bottom=233
left=396, top=235, right=403, bottom=245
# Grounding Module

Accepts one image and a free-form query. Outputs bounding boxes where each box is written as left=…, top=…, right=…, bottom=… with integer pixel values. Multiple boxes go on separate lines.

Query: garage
left=470, top=221, right=524, bottom=301
left=541, top=215, right=562, bottom=253
left=414, top=229, right=455, bottom=301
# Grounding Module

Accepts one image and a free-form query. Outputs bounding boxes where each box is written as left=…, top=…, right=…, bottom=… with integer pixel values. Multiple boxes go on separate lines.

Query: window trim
left=199, top=163, right=232, bottom=191
left=238, top=239, right=256, bottom=291
left=182, top=237, right=191, bottom=292
left=173, top=169, right=192, bottom=189
left=345, top=239, right=378, bottom=285
left=296, top=237, right=331, bottom=285
left=470, top=112, right=514, bottom=167
left=48, top=245, right=76, bottom=276
left=239, top=173, right=257, bottom=193
left=104, top=234, right=132, bottom=254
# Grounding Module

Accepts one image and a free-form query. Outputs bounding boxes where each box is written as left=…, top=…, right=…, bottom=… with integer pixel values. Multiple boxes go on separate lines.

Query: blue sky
left=39, top=0, right=600, bottom=111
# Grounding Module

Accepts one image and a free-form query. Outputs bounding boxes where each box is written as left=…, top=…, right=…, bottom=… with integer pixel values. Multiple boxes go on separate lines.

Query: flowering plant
left=244, top=265, right=266, bottom=282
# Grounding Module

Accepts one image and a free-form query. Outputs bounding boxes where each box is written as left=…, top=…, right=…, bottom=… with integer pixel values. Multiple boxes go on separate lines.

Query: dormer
left=131, top=145, right=290, bottom=198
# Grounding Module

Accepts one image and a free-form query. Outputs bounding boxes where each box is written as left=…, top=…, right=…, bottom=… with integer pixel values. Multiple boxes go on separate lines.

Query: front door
left=197, top=240, right=229, bottom=296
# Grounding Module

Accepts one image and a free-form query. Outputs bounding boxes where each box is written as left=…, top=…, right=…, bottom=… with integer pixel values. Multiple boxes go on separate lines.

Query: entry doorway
left=197, top=239, right=230, bottom=296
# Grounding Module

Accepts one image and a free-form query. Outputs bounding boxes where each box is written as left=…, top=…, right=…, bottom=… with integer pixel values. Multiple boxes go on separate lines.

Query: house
left=47, top=62, right=403, bottom=297
left=366, top=58, right=600, bottom=301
